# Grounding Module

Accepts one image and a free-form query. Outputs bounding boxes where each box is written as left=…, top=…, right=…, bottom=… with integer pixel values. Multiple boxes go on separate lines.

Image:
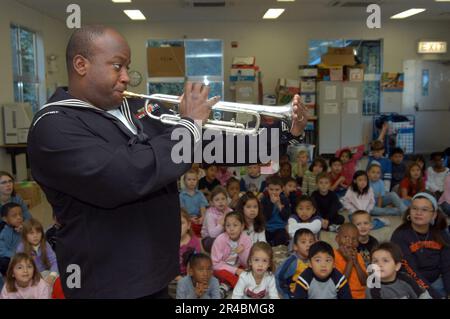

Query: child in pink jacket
left=336, top=144, right=365, bottom=187
left=211, top=212, right=252, bottom=297
left=201, top=186, right=232, bottom=253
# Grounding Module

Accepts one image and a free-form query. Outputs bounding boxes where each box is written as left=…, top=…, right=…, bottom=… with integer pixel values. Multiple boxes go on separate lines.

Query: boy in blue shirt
left=180, top=169, right=209, bottom=237
left=368, top=162, right=407, bottom=216
left=0, top=203, right=24, bottom=275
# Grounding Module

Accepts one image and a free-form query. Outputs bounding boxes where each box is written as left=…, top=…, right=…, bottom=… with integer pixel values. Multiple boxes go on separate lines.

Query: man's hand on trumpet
left=179, top=81, right=220, bottom=124
left=290, top=94, right=308, bottom=137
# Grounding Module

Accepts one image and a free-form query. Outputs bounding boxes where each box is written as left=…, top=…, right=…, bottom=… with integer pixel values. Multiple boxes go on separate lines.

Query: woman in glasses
left=391, top=191, right=450, bottom=299
left=0, top=171, right=32, bottom=224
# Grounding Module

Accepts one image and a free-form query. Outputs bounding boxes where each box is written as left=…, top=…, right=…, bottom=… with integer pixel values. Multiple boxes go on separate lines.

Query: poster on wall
left=381, top=72, right=404, bottom=92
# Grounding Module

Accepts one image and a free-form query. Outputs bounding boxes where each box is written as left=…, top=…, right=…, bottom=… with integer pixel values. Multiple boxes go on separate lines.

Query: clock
left=128, top=70, right=143, bottom=87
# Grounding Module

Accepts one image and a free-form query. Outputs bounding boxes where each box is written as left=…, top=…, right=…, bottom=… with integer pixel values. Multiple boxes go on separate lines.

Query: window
left=147, top=39, right=224, bottom=99
left=308, top=39, right=383, bottom=115
left=10, top=24, right=40, bottom=113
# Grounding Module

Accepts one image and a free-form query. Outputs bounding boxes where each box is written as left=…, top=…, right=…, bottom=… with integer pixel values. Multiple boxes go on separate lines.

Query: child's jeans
left=371, top=192, right=407, bottom=216
left=440, top=202, right=450, bottom=217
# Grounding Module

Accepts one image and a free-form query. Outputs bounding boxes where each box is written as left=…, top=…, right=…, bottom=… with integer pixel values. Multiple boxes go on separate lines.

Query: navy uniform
left=28, top=87, right=300, bottom=298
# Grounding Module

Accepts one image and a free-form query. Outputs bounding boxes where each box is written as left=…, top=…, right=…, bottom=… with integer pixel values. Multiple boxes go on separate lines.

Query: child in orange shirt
left=334, top=223, right=367, bottom=299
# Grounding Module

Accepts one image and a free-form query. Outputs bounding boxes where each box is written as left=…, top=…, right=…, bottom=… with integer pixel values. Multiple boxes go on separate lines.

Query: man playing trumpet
left=27, top=25, right=308, bottom=298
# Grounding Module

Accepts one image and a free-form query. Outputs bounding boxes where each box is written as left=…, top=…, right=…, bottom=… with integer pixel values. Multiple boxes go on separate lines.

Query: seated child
left=232, top=242, right=279, bottom=299
left=334, top=223, right=368, bottom=299
left=0, top=252, right=50, bottom=299
left=216, top=166, right=234, bottom=186
left=226, top=177, right=241, bottom=210
left=439, top=175, right=450, bottom=216
left=399, top=163, right=426, bottom=206
left=328, top=157, right=348, bottom=198
left=311, top=173, right=344, bottom=232
left=350, top=210, right=379, bottom=267
left=179, top=209, right=202, bottom=278
left=292, top=241, right=352, bottom=299
left=198, top=164, right=220, bottom=198
left=276, top=229, right=315, bottom=299
left=179, top=163, right=205, bottom=190
left=16, top=218, right=59, bottom=286
left=201, top=186, right=232, bottom=253
left=236, top=192, right=266, bottom=244
left=368, top=162, right=407, bottom=216
left=176, top=252, right=220, bottom=299
left=335, top=144, right=365, bottom=187
left=180, top=169, right=208, bottom=237
left=211, top=212, right=252, bottom=298
left=426, top=152, right=449, bottom=198
left=282, top=177, right=301, bottom=215
left=0, top=203, right=24, bottom=276
left=287, top=195, right=322, bottom=242
left=240, top=165, right=266, bottom=194
left=293, top=149, right=309, bottom=186
left=367, top=140, right=392, bottom=192
left=390, top=147, right=407, bottom=193
left=367, top=242, right=432, bottom=299
left=279, top=162, right=292, bottom=179
left=301, top=157, right=327, bottom=196
left=261, top=176, right=291, bottom=246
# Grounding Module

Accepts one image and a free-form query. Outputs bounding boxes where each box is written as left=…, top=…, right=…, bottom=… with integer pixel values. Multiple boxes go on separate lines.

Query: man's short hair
left=66, top=25, right=110, bottom=74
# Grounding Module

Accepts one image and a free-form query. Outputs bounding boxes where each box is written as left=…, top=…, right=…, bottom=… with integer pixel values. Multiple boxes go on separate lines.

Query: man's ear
left=187, top=264, right=193, bottom=276
left=2, top=216, right=6, bottom=223
left=395, top=262, right=402, bottom=272
left=72, top=54, right=89, bottom=76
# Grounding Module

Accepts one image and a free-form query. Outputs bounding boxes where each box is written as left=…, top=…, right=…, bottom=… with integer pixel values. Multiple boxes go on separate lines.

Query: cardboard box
left=147, top=47, right=185, bottom=77
left=300, top=93, right=316, bottom=106
left=298, top=65, right=318, bottom=77
left=329, top=66, right=344, bottom=81
left=232, top=56, right=255, bottom=66
left=276, top=78, right=300, bottom=104
left=321, top=47, right=356, bottom=66
left=263, top=94, right=277, bottom=106
left=14, top=181, right=42, bottom=209
left=300, top=80, right=316, bottom=93
left=234, top=81, right=258, bottom=104
left=307, top=105, right=316, bottom=117
left=346, top=66, right=365, bottom=82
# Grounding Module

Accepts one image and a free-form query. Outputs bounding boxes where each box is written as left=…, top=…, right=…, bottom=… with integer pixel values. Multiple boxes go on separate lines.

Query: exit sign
left=418, top=41, right=447, bottom=54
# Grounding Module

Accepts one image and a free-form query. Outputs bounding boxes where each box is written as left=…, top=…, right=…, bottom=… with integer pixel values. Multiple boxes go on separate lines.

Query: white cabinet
left=317, top=81, right=364, bottom=154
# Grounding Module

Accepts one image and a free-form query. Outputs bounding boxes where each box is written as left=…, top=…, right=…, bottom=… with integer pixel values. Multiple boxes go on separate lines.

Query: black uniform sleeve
left=28, top=111, right=193, bottom=209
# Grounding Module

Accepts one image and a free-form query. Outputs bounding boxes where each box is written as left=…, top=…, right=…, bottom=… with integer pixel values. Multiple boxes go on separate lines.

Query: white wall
left=0, top=0, right=70, bottom=180
left=1, top=7, right=449, bottom=178
left=116, top=20, right=450, bottom=154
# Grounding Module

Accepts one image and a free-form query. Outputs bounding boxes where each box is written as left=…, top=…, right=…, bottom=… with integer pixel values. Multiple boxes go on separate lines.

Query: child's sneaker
left=219, top=283, right=230, bottom=299
left=328, top=224, right=341, bottom=232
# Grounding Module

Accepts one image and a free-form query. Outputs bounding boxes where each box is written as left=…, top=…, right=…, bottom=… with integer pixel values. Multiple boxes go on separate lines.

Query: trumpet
left=123, top=91, right=295, bottom=135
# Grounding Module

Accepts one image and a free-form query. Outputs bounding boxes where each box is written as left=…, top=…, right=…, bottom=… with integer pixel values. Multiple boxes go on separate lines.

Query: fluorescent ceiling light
left=391, top=8, right=426, bottom=19
left=263, top=9, right=285, bottom=19
left=124, top=10, right=146, bottom=20
left=277, top=0, right=296, bottom=2
left=435, top=1, right=450, bottom=2
left=112, top=0, right=132, bottom=3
